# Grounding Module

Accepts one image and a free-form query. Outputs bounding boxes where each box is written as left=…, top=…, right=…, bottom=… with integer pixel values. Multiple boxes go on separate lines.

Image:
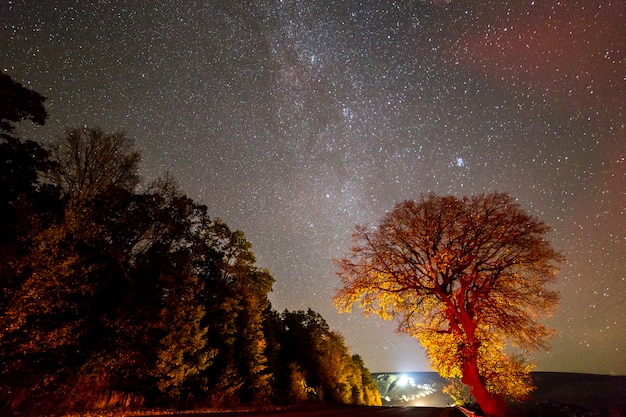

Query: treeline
left=0, top=73, right=381, bottom=415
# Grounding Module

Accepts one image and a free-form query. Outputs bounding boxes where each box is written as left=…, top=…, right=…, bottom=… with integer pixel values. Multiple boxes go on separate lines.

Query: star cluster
left=2, top=1, right=624, bottom=374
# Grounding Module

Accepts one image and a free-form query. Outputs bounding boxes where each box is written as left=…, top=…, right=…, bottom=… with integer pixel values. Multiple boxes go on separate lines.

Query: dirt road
left=151, top=405, right=465, bottom=417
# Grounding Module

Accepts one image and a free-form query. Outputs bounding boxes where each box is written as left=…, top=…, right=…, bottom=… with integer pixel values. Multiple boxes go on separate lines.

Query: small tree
left=49, top=127, right=140, bottom=202
left=334, top=193, right=563, bottom=417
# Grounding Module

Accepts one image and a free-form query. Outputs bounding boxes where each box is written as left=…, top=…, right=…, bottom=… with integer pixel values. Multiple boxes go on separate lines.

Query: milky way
left=2, top=1, right=624, bottom=374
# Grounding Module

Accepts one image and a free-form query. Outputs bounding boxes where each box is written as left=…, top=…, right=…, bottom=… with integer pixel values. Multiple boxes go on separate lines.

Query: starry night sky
left=2, top=1, right=625, bottom=375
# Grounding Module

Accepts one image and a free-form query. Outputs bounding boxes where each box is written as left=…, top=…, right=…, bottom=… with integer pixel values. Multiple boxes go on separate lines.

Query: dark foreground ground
left=134, top=401, right=626, bottom=417
left=132, top=372, right=626, bottom=417
left=138, top=405, right=464, bottom=417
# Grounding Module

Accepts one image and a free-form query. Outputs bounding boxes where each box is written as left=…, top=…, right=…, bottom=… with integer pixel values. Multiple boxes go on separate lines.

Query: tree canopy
left=0, top=72, right=47, bottom=139
left=0, top=73, right=58, bottom=327
left=334, top=193, right=564, bottom=417
left=0, top=74, right=379, bottom=415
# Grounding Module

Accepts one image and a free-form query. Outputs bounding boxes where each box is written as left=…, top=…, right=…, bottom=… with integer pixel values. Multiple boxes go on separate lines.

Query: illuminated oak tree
left=334, top=193, right=563, bottom=417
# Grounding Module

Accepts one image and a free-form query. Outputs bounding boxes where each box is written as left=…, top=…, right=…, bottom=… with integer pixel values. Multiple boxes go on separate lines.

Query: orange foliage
left=334, top=193, right=563, bottom=417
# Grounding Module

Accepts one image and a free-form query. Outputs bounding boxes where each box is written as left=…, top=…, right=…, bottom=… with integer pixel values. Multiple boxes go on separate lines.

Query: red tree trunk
left=461, top=360, right=508, bottom=417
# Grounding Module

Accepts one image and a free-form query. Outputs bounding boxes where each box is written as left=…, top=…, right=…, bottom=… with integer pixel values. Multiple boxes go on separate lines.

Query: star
left=3, top=0, right=624, bottom=375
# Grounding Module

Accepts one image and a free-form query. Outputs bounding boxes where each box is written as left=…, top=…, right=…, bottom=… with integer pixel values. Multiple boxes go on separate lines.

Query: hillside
left=526, top=372, right=626, bottom=415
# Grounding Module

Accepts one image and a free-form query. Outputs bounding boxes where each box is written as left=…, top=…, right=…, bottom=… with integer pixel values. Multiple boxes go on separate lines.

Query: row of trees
left=0, top=73, right=381, bottom=415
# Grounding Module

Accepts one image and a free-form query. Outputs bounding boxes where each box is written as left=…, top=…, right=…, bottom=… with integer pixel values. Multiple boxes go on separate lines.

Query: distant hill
left=372, top=372, right=452, bottom=407
left=527, top=372, right=626, bottom=415
left=373, top=372, right=626, bottom=415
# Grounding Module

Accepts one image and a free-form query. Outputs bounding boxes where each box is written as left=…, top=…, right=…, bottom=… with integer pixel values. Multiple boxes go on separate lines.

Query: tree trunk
left=461, top=359, right=508, bottom=417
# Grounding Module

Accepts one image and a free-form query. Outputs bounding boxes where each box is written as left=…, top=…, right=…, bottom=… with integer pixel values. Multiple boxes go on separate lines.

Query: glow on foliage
left=335, top=193, right=564, bottom=416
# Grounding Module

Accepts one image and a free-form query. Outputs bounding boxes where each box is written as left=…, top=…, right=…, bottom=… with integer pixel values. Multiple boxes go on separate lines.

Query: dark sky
left=2, top=1, right=625, bottom=375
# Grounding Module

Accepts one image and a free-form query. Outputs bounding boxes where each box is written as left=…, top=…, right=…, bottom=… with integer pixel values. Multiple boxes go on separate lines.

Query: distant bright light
left=397, top=374, right=409, bottom=386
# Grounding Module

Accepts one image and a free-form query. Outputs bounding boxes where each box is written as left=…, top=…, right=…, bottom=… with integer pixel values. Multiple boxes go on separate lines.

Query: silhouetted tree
left=0, top=73, right=58, bottom=305
left=49, top=127, right=140, bottom=202
left=334, top=193, right=563, bottom=417
left=0, top=72, right=47, bottom=139
left=0, top=74, right=62, bottom=415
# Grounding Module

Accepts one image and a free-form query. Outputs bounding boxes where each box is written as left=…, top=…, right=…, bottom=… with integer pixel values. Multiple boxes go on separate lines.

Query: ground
left=137, top=406, right=464, bottom=417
